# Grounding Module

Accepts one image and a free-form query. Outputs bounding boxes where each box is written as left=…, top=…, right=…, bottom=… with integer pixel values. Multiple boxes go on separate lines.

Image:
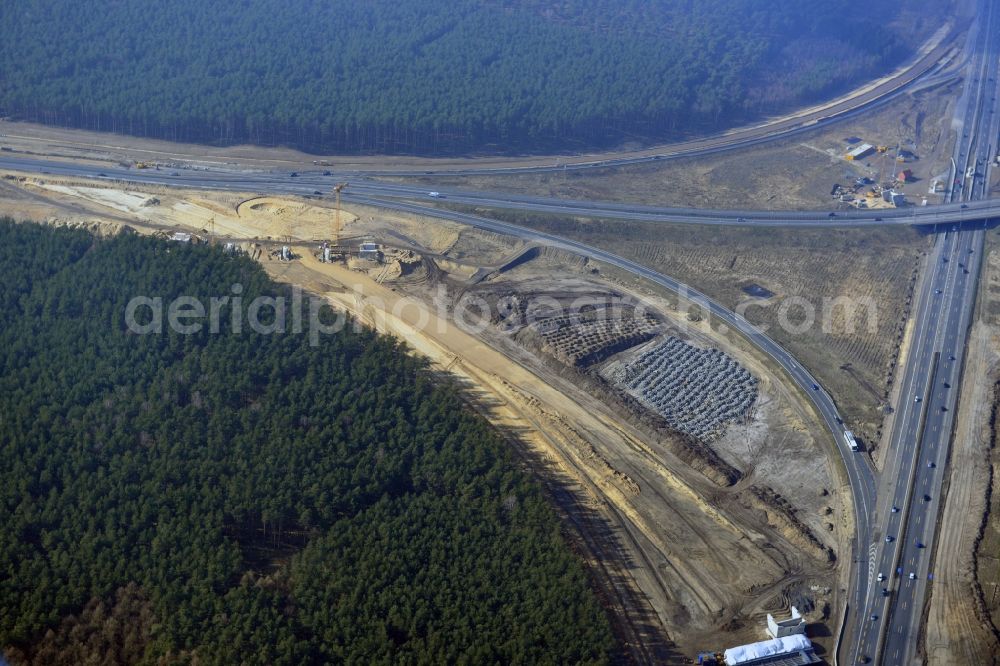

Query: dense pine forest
left=0, top=220, right=614, bottom=664
left=0, top=0, right=935, bottom=155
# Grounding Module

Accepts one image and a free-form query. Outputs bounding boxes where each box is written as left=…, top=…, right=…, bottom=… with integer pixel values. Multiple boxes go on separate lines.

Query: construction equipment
left=874, top=140, right=901, bottom=186
left=332, top=182, right=348, bottom=244
left=135, top=161, right=152, bottom=169
left=845, top=143, right=875, bottom=161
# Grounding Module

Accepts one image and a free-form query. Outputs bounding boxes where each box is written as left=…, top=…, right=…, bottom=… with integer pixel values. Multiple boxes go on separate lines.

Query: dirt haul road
left=924, top=322, right=1000, bottom=663
left=923, top=233, right=1000, bottom=663
left=265, top=252, right=844, bottom=659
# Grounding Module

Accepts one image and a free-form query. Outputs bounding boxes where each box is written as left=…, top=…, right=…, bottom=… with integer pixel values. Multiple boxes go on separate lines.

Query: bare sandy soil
left=0, top=178, right=849, bottom=661
left=923, top=227, right=1000, bottom=664
left=275, top=249, right=847, bottom=659
left=25, top=179, right=357, bottom=242
left=311, top=218, right=853, bottom=654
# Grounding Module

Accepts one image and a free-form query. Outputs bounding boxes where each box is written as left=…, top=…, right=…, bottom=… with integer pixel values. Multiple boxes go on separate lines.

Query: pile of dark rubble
left=610, top=336, right=757, bottom=440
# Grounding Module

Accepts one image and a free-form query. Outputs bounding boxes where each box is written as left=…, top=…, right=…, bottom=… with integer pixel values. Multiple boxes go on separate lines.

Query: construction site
left=831, top=138, right=936, bottom=210
left=5, top=0, right=1000, bottom=660
left=0, top=172, right=852, bottom=661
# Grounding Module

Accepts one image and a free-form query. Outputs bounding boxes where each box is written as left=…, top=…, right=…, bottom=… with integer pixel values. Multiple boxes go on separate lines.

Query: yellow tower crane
left=332, top=182, right=348, bottom=245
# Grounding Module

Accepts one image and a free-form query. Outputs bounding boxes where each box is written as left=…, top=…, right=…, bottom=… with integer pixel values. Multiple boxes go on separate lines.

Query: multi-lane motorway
left=1, top=155, right=999, bottom=228
left=848, top=0, right=1000, bottom=662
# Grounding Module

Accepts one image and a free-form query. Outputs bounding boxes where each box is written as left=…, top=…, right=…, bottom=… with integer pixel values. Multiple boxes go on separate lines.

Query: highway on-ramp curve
left=347, top=190, right=880, bottom=574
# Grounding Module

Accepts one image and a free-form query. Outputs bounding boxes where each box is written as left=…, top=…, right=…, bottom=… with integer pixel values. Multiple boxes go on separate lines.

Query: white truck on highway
left=844, top=430, right=859, bottom=452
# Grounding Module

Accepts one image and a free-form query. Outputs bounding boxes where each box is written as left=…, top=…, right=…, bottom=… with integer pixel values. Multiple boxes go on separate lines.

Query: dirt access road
left=267, top=249, right=848, bottom=660
left=924, top=230, right=1000, bottom=664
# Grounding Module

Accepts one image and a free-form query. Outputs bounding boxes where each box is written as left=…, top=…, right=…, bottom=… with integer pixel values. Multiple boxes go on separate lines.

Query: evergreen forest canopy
left=0, top=0, right=936, bottom=155
left=0, top=220, right=614, bottom=664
